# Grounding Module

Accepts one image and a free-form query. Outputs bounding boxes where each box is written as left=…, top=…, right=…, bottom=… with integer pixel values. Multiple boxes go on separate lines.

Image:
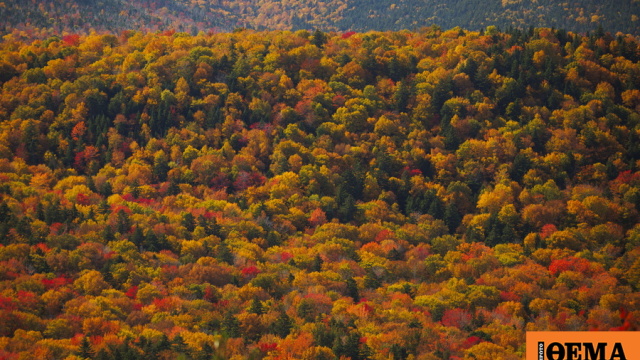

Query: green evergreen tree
left=444, top=202, right=462, bottom=233
left=312, top=254, right=323, bottom=272
left=501, top=223, right=519, bottom=244
left=339, top=332, right=362, bottom=360
left=172, top=333, right=188, bottom=354
left=273, top=311, right=293, bottom=338
left=297, top=299, right=314, bottom=321
left=363, top=271, right=381, bottom=289
left=510, top=153, right=532, bottom=182
left=197, top=342, right=214, bottom=360
left=311, top=29, right=328, bottom=48
left=77, top=336, right=92, bottom=359
left=427, top=196, right=444, bottom=219
left=116, top=209, right=131, bottom=234
left=359, top=342, right=373, bottom=360
left=485, top=213, right=503, bottom=246
left=153, top=151, right=170, bottom=182
left=346, top=277, right=360, bottom=302
left=199, top=215, right=221, bottom=236
left=393, top=80, right=411, bottom=112
left=312, top=323, right=336, bottom=348
left=221, top=312, right=241, bottom=338
left=390, top=344, right=409, bottom=360
left=182, top=212, right=196, bottom=232
left=131, top=226, right=144, bottom=247
left=94, top=348, right=110, bottom=360
left=249, top=297, right=263, bottom=315
left=217, top=242, right=234, bottom=265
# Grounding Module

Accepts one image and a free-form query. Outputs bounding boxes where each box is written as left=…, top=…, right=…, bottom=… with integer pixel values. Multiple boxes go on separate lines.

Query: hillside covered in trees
left=2, top=0, right=640, bottom=37
left=0, top=27, right=639, bottom=359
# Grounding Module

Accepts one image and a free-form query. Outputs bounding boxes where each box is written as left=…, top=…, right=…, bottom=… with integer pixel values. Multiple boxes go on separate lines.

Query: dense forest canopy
left=1, top=0, right=640, bottom=37
left=0, top=26, right=639, bottom=359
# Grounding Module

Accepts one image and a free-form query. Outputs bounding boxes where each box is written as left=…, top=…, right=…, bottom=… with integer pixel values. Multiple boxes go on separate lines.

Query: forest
left=2, top=0, right=639, bottom=37
left=0, top=26, right=639, bottom=359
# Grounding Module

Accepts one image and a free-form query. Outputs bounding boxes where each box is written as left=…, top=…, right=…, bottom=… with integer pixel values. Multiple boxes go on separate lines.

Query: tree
left=249, top=298, right=264, bottom=315
left=131, top=226, right=144, bottom=248
left=74, top=270, right=110, bottom=296
left=116, top=208, right=131, bottom=234
left=153, top=150, right=170, bottom=182
left=217, top=242, right=234, bottom=265
left=346, top=278, right=360, bottom=302
left=172, top=333, right=188, bottom=354
left=76, top=336, right=92, bottom=358
left=222, top=312, right=241, bottom=338
left=312, top=254, right=323, bottom=272
left=182, top=212, right=196, bottom=233
left=333, top=331, right=369, bottom=360
left=273, top=311, right=293, bottom=338
left=394, top=80, right=412, bottom=112
left=311, top=29, right=328, bottom=48
left=444, top=202, right=462, bottom=233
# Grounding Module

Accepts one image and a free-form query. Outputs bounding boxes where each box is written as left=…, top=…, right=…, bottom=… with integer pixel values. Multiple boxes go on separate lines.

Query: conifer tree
left=273, top=311, right=292, bottom=338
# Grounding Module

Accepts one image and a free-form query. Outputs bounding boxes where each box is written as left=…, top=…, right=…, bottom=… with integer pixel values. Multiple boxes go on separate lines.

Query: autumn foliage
left=0, top=27, right=639, bottom=360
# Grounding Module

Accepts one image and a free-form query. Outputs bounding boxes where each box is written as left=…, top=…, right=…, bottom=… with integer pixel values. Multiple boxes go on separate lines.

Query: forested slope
left=0, top=27, right=639, bottom=359
left=2, top=0, right=639, bottom=37
left=339, top=0, right=640, bottom=35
